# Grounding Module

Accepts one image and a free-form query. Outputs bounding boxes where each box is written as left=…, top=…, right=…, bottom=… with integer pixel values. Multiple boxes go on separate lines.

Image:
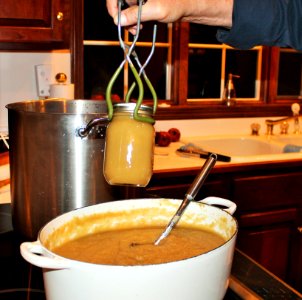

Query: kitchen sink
left=180, top=135, right=302, bottom=162
left=271, top=135, right=302, bottom=146
left=154, top=134, right=302, bottom=170
left=182, top=136, right=284, bottom=156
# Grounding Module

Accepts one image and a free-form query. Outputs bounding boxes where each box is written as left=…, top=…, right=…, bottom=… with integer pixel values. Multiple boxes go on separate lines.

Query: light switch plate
left=35, top=64, right=52, bottom=98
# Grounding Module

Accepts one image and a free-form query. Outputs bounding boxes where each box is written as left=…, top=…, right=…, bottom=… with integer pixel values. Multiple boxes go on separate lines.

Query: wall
left=0, top=51, right=71, bottom=132
left=155, top=117, right=277, bottom=137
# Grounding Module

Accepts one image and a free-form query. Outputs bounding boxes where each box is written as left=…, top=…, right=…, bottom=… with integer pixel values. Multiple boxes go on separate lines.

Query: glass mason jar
left=103, top=103, right=155, bottom=186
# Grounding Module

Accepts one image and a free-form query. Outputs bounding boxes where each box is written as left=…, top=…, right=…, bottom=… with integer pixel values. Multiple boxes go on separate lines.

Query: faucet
left=265, top=103, right=301, bottom=136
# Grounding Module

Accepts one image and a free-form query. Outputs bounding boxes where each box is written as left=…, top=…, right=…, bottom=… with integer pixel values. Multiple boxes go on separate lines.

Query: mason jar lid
left=113, top=103, right=153, bottom=116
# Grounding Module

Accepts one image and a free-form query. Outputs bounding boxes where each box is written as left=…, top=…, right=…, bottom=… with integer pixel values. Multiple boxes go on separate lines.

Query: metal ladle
left=130, top=153, right=217, bottom=247
left=153, top=153, right=217, bottom=245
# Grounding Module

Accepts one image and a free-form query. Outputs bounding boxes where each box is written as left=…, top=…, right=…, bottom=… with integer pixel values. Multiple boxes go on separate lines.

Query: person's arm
left=106, top=0, right=233, bottom=28
left=107, top=0, right=302, bottom=51
left=217, top=0, right=302, bottom=51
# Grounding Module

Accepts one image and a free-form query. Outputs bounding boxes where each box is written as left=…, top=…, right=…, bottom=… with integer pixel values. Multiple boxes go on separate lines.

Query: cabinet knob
left=298, top=227, right=302, bottom=233
left=57, top=12, right=64, bottom=21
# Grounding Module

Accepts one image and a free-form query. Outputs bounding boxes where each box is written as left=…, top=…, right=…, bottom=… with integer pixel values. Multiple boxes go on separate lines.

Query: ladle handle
left=186, top=153, right=217, bottom=200
left=154, top=154, right=217, bottom=245
left=173, top=153, right=217, bottom=219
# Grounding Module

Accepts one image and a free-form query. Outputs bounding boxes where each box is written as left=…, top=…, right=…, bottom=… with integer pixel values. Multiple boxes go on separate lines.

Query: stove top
left=1, top=203, right=301, bottom=300
left=0, top=205, right=44, bottom=300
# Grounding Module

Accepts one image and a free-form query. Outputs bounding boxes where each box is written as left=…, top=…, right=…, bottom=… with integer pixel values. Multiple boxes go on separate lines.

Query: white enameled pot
left=21, top=197, right=238, bottom=300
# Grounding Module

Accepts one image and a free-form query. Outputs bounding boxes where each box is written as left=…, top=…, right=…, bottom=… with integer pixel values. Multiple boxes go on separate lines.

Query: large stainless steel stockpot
left=21, top=197, right=238, bottom=300
left=6, top=99, right=118, bottom=239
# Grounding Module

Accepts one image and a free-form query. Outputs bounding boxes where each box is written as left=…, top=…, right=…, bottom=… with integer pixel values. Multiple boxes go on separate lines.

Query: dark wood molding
left=268, top=47, right=280, bottom=102
left=154, top=102, right=296, bottom=120
left=171, top=22, right=189, bottom=105
left=70, top=0, right=84, bottom=98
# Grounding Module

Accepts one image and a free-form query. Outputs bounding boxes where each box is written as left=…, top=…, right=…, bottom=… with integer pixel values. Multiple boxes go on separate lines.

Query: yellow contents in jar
left=103, top=110, right=154, bottom=186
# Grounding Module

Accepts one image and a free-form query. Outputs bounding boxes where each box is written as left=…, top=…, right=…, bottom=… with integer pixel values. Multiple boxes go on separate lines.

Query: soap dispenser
left=222, top=73, right=240, bottom=107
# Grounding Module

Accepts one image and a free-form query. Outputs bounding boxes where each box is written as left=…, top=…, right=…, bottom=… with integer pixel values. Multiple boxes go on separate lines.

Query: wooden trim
left=171, top=22, right=189, bottom=105
left=154, top=102, right=294, bottom=120
left=71, top=0, right=84, bottom=98
left=238, top=208, right=298, bottom=227
left=268, top=47, right=280, bottom=102
left=260, top=46, right=270, bottom=102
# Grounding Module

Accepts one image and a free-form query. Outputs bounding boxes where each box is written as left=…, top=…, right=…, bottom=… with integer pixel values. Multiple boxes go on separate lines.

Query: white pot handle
left=199, top=197, right=237, bottom=215
left=20, top=241, right=71, bottom=270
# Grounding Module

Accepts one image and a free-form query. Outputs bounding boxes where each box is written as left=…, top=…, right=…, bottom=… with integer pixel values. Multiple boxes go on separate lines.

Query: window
left=72, top=0, right=297, bottom=119
left=187, top=24, right=262, bottom=102
left=83, top=0, right=172, bottom=101
left=277, top=49, right=302, bottom=99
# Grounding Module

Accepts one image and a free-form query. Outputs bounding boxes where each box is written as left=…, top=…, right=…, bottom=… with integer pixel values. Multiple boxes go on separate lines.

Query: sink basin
left=180, top=135, right=302, bottom=163
left=182, top=136, right=284, bottom=157
left=271, top=135, right=302, bottom=146
left=154, top=134, right=302, bottom=171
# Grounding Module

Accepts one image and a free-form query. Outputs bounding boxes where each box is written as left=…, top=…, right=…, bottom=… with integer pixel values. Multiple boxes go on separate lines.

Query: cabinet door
left=233, top=172, right=302, bottom=212
left=0, top=0, right=70, bottom=49
left=236, top=208, right=299, bottom=283
left=146, top=179, right=230, bottom=200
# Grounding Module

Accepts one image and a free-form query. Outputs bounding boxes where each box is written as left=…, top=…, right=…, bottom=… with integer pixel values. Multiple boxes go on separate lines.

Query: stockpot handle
left=20, top=241, right=71, bottom=270
left=199, top=197, right=237, bottom=215
left=77, top=116, right=109, bottom=138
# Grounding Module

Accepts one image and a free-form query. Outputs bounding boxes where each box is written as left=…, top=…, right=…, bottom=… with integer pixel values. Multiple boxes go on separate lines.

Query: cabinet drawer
left=147, top=179, right=230, bottom=200
left=233, top=172, right=302, bottom=211
left=236, top=207, right=299, bottom=281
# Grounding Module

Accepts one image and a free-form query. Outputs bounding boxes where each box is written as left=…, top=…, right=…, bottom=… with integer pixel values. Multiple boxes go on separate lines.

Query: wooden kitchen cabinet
left=0, top=0, right=71, bottom=49
left=142, top=162, right=302, bottom=292
left=236, top=208, right=299, bottom=280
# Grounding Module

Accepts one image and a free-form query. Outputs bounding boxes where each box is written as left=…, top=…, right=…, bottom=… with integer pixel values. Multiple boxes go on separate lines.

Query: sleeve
left=216, top=0, right=302, bottom=51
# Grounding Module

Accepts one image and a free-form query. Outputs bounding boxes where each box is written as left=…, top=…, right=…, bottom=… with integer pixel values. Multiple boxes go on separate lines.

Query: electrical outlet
left=35, top=64, right=52, bottom=98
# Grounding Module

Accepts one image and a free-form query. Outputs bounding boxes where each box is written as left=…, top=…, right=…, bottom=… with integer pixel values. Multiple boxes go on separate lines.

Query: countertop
left=153, top=140, right=302, bottom=173
left=154, top=142, right=228, bottom=171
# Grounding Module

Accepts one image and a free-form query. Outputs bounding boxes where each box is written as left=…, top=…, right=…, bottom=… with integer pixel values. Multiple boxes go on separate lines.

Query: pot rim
left=6, top=99, right=108, bottom=115
left=36, top=198, right=238, bottom=269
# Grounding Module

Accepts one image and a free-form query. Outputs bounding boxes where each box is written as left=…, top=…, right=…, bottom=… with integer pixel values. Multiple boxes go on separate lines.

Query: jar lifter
left=106, top=0, right=157, bottom=124
left=78, top=0, right=157, bottom=137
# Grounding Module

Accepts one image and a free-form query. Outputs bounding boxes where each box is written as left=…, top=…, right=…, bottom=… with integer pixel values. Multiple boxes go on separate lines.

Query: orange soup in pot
left=51, top=226, right=226, bottom=266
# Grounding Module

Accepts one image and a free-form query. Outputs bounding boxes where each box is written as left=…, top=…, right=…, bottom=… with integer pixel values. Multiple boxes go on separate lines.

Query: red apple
left=155, top=131, right=171, bottom=147
left=168, top=128, right=181, bottom=142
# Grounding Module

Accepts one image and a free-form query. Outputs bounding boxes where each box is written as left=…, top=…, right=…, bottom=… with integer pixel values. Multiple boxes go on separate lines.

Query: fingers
left=119, top=5, right=140, bottom=26
left=108, top=0, right=143, bottom=26
left=114, top=2, right=159, bottom=27
left=108, top=0, right=173, bottom=30
left=106, top=0, right=118, bottom=19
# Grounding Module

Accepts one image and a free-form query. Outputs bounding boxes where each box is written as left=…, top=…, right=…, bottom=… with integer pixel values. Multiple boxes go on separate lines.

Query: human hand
left=106, top=0, right=233, bottom=29
left=106, top=0, right=190, bottom=27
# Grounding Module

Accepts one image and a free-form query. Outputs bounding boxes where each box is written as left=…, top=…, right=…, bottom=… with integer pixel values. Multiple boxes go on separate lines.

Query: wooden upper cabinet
left=0, top=0, right=71, bottom=50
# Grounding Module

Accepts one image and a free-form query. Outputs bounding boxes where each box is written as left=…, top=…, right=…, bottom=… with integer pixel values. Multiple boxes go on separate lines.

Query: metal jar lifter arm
left=126, top=24, right=158, bottom=118
left=105, top=0, right=157, bottom=124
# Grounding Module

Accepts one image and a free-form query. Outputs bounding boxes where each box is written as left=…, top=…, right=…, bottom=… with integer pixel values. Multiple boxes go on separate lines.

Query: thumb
left=114, top=6, right=139, bottom=26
